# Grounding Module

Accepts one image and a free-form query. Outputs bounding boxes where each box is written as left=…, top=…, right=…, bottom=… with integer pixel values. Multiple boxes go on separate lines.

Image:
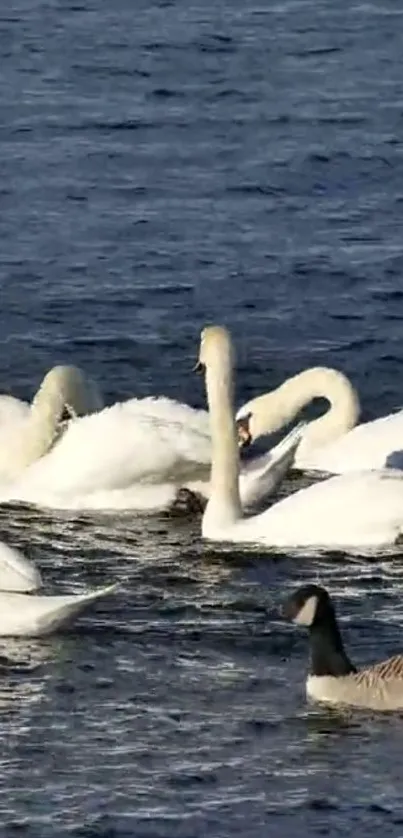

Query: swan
left=0, top=366, right=102, bottom=431
left=198, top=325, right=403, bottom=551
left=236, top=366, right=403, bottom=474
left=0, top=390, right=303, bottom=514
left=283, top=584, right=403, bottom=711
left=0, top=540, right=116, bottom=636
left=0, top=365, right=103, bottom=482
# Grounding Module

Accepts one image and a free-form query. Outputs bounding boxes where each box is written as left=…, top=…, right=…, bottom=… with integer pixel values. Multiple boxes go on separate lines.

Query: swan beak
left=236, top=414, right=252, bottom=448
left=193, top=361, right=205, bottom=374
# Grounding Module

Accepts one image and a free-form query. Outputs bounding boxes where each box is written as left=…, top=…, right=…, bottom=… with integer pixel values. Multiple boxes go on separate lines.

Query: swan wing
left=297, top=410, right=403, bottom=473
left=239, top=422, right=305, bottom=507
left=0, top=396, right=29, bottom=427
left=2, top=397, right=212, bottom=506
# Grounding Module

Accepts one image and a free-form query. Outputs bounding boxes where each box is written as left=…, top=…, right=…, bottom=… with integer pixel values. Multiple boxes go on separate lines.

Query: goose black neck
left=309, top=608, right=356, bottom=677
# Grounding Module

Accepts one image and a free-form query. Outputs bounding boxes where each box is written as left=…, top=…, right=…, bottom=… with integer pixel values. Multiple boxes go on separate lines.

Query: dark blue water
left=1, top=0, right=403, bottom=834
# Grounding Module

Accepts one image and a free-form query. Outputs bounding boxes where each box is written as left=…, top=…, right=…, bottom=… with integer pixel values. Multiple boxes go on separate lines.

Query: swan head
left=236, top=391, right=288, bottom=448
left=31, top=366, right=76, bottom=423
left=196, top=325, right=234, bottom=376
left=32, top=365, right=102, bottom=425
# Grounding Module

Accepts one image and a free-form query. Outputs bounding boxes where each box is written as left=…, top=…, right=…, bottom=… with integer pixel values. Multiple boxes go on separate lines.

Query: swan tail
left=28, top=583, right=118, bottom=636
left=0, top=543, right=43, bottom=593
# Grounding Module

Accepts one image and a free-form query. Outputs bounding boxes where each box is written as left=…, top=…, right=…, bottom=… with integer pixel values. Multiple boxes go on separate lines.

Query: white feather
left=0, top=395, right=300, bottom=513
left=0, top=541, right=117, bottom=635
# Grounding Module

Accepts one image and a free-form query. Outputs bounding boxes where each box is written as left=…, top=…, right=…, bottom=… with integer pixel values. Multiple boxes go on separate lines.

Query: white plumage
left=200, top=326, right=403, bottom=552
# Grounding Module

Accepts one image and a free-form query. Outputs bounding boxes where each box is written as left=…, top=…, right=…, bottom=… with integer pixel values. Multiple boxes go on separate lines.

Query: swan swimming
left=0, top=390, right=302, bottom=514
left=0, top=540, right=116, bottom=636
left=236, top=366, right=403, bottom=474
left=0, top=365, right=103, bottom=482
left=198, top=325, right=403, bottom=552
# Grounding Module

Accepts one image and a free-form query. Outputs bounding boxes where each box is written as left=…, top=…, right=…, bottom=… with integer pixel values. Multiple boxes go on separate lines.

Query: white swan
left=0, top=365, right=103, bottom=482
left=0, top=540, right=116, bottom=636
left=0, top=394, right=31, bottom=427
left=0, top=366, right=102, bottom=431
left=236, top=366, right=403, bottom=474
left=199, top=325, right=403, bottom=552
left=0, top=390, right=302, bottom=514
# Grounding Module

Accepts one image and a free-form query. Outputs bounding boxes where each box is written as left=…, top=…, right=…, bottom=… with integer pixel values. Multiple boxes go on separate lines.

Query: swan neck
left=24, top=406, right=58, bottom=464
left=205, top=361, right=241, bottom=525
left=247, top=368, right=360, bottom=450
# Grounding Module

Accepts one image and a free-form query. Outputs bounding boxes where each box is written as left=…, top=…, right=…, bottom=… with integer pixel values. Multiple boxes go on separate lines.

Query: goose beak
left=236, top=414, right=252, bottom=448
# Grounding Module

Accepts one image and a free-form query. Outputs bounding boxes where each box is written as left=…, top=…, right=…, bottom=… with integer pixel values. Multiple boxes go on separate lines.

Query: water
left=0, top=0, right=403, bottom=833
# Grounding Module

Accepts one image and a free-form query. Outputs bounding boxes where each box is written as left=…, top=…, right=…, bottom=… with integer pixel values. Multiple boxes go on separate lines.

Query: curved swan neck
left=204, top=342, right=242, bottom=528
left=19, top=402, right=60, bottom=467
left=0, top=365, right=97, bottom=481
left=20, top=373, right=68, bottom=467
left=0, top=403, right=60, bottom=480
left=244, top=367, right=360, bottom=450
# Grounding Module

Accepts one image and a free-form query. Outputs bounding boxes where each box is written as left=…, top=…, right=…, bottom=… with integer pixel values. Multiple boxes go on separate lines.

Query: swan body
left=294, top=410, right=403, bottom=473
left=0, top=540, right=116, bottom=636
left=0, top=394, right=301, bottom=513
left=284, top=584, right=403, bottom=711
left=0, top=365, right=103, bottom=482
left=200, top=326, right=403, bottom=551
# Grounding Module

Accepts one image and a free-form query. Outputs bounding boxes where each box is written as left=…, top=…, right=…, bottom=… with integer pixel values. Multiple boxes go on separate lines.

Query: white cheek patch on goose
left=294, top=594, right=318, bottom=626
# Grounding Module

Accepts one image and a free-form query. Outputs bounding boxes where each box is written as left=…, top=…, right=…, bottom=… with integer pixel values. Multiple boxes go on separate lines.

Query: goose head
left=282, top=584, right=333, bottom=627
left=283, top=584, right=356, bottom=678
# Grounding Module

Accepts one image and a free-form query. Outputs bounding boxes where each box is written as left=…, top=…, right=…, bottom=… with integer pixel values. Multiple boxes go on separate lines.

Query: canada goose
left=283, top=584, right=403, bottom=711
